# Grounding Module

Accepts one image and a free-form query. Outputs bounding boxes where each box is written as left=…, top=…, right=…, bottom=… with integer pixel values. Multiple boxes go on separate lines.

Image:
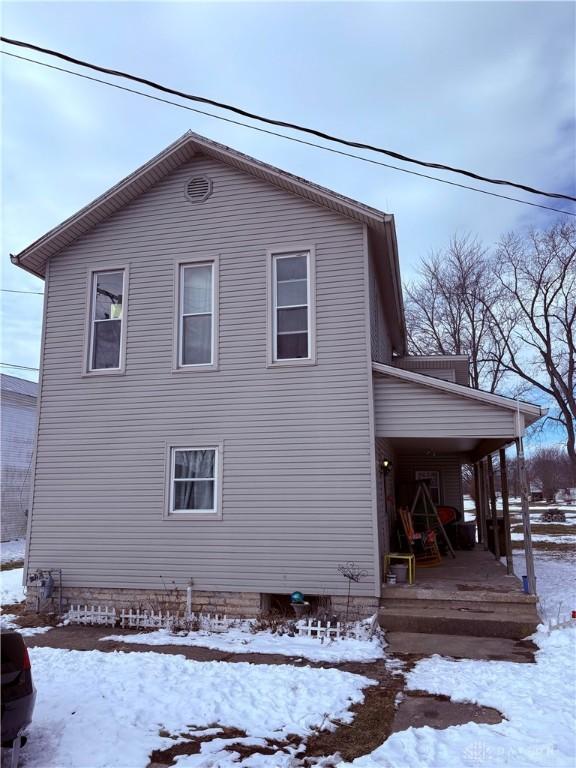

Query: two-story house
left=12, top=131, right=543, bottom=622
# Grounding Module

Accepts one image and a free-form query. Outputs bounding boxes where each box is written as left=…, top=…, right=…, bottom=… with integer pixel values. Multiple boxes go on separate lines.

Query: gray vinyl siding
left=396, top=454, right=463, bottom=512
left=369, top=259, right=392, bottom=364
left=1, top=391, right=37, bottom=541
left=374, top=375, right=517, bottom=438
left=28, top=155, right=377, bottom=596
left=393, top=357, right=469, bottom=387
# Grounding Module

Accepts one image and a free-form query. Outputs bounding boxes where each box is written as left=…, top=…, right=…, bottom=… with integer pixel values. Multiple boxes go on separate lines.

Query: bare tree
left=528, top=447, right=573, bottom=501
left=485, top=222, right=576, bottom=474
left=404, top=235, right=513, bottom=391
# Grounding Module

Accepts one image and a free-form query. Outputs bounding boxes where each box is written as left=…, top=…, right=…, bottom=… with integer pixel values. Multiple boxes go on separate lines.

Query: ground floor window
left=169, top=447, right=218, bottom=514
left=415, top=470, right=441, bottom=504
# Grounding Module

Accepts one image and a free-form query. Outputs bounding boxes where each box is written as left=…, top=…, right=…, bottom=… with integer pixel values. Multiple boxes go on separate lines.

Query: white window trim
left=415, top=470, right=442, bottom=505
left=164, top=443, right=223, bottom=520
left=266, top=245, right=316, bottom=367
left=83, top=266, right=129, bottom=377
left=173, top=256, right=219, bottom=373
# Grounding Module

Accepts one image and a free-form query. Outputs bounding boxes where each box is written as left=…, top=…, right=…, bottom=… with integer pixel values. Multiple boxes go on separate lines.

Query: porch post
left=473, top=463, right=482, bottom=544
left=515, top=436, right=536, bottom=595
left=478, top=460, right=489, bottom=550
left=499, top=447, right=514, bottom=575
left=487, top=454, right=500, bottom=560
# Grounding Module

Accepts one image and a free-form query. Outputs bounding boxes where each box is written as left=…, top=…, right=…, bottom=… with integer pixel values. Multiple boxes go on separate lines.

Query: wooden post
left=487, top=454, right=500, bottom=560
left=478, top=460, right=489, bottom=550
left=515, top=436, right=536, bottom=595
left=473, top=463, right=482, bottom=544
left=499, top=447, right=514, bottom=575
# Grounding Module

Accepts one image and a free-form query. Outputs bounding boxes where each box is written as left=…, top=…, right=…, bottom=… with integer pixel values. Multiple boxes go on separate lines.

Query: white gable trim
left=372, top=361, right=544, bottom=420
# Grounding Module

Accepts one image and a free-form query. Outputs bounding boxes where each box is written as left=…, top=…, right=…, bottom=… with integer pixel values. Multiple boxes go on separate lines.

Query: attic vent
left=185, top=176, right=212, bottom=203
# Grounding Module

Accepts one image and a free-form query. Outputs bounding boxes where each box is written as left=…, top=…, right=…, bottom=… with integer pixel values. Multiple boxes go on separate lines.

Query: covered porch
left=372, top=362, right=545, bottom=637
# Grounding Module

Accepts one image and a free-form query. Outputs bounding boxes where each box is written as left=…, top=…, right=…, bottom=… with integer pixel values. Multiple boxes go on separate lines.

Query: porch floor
left=385, top=548, right=533, bottom=601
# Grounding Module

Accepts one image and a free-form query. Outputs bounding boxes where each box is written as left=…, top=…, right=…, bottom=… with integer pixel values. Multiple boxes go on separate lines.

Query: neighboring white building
left=1, top=374, right=38, bottom=541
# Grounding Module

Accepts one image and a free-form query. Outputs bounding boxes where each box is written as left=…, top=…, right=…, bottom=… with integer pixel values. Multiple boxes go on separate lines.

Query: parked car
left=1, top=630, right=35, bottom=759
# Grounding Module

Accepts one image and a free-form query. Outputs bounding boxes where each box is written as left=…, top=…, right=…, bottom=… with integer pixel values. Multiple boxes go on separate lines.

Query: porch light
left=380, top=459, right=393, bottom=475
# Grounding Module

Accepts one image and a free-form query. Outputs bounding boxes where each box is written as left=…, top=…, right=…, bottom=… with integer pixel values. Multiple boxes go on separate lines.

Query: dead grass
left=510, top=524, right=576, bottom=536
left=0, top=560, right=24, bottom=571
left=512, top=541, right=575, bottom=552
left=149, top=726, right=301, bottom=766
left=302, top=661, right=407, bottom=763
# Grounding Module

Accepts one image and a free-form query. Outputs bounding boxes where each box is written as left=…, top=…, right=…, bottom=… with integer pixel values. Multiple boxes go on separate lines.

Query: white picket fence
left=120, top=609, right=229, bottom=630
left=67, top=605, right=117, bottom=626
left=66, top=605, right=231, bottom=631
left=297, top=619, right=342, bottom=640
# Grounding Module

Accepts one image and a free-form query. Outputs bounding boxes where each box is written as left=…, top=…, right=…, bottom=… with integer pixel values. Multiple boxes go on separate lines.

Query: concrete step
left=382, top=583, right=537, bottom=605
left=378, top=602, right=539, bottom=639
left=380, top=597, right=533, bottom=613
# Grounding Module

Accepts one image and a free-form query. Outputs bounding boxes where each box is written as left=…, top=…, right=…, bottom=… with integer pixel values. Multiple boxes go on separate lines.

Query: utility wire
left=2, top=288, right=44, bottom=294
left=2, top=35, right=575, bottom=204
left=2, top=51, right=575, bottom=218
left=0, top=362, right=39, bottom=371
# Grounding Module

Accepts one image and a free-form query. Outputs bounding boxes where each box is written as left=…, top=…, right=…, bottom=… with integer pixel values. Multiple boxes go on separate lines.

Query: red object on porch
left=436, top=506, right=458, bottom=525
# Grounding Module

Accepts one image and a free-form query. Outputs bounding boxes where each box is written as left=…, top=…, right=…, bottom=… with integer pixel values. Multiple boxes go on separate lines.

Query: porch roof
left=372, top=362, right=545, bottom=461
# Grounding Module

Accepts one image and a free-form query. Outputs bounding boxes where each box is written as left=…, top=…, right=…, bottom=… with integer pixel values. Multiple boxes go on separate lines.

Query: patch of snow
left=1, top=538, right=25, bottom=564
left=341, top=625, right=576, bottom=767
left=23, top=647, right=373, bottom=768
left=102, top=626, right=386, bottom=663
left=510, top=531, right=576, bottom=543
left=513, top=551, right=576, bottom=623
left=0, top=613, right=52, bottom=636
left=1, top=567, right=25, bottom=606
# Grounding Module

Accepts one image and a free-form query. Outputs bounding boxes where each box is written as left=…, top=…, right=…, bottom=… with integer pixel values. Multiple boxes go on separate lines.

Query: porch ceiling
left=386, top=436, right=513, bottom=462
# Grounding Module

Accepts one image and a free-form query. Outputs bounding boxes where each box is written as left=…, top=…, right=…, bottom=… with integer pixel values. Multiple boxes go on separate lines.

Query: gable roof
left=372, top=361, right=544, bottom=427
left=10, top=130, right=406, bottom=353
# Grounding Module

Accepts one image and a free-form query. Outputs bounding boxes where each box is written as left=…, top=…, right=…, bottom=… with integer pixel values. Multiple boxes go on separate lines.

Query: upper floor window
left=178, top=263, right=214, bottom=367
left=88, top=269, right=125, bottom=371
left=272, top=251, right=313, bottom=362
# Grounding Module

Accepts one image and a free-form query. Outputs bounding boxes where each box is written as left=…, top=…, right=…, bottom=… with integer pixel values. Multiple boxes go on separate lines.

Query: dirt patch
left=0, top=560, right=24, bottom=571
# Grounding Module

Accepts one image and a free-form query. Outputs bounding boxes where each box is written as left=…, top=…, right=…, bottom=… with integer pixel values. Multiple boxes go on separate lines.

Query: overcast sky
left=2, top=1, right=575, bottom=381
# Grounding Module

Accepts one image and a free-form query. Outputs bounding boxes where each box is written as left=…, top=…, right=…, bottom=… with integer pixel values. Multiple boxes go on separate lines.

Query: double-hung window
left=88, top=269, right=125, bottom=371
left=178, top=262, right=214, bottom=367
left=169, top=447, right=218, bottom=514
left=272, top=250, right=313, bottom=362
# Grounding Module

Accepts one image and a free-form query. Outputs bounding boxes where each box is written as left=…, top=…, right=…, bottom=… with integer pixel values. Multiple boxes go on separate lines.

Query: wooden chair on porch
left=398, top=506, right=442, bottom=567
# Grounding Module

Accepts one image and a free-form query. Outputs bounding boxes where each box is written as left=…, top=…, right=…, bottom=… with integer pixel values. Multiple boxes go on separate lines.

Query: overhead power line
left=0, top=362, right=39, bottom=371
left=2, top=35, right=575, bottom=204
left=2, top=51, right=575, bottom=218
left=2, top=288, right=44, bottom=294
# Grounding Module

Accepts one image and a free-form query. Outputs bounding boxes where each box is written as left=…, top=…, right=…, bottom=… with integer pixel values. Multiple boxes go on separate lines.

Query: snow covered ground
left=103, top=625, right=386, bottom=663
left=0, top=537, right=25, bottom=564
left=0, top=613, right=51, bottom=636
left=21, top=647, right=374, bottom=768
left=513, top=551, right=576, bottom=623
left=344, top=626, right=576, bottom=768
left=0, top=566, right=25, bottom=606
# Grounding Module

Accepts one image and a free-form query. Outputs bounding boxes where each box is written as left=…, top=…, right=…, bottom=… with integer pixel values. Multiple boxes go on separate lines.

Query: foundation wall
left=25, top=586, right=379, bottom=619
